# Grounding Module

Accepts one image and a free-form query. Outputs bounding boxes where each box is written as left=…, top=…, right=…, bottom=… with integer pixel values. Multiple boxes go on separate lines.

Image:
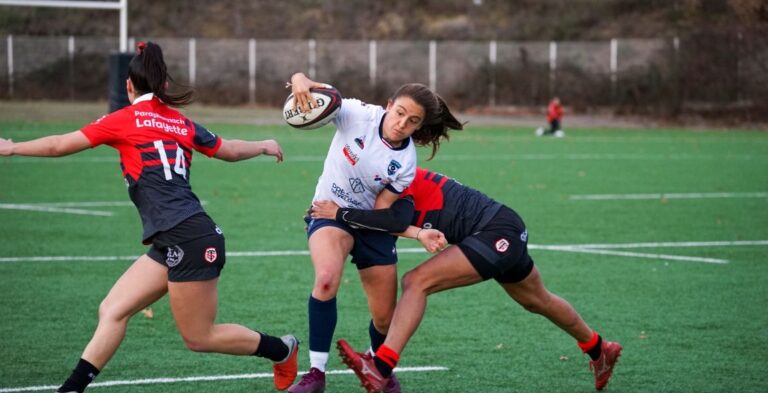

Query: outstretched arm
left=0, top=131, right=91, bottom=157
left=214, top=138, right=284, bottom=162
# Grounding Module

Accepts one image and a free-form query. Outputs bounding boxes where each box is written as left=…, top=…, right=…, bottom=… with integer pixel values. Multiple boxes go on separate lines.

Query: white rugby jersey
left=312, top=98, right=417, bottom=210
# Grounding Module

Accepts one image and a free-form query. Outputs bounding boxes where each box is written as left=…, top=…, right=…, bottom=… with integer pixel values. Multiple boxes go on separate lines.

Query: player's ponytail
left=128, top=41, right=194, bottom=107
left=392, top=83, right=464, bottom=161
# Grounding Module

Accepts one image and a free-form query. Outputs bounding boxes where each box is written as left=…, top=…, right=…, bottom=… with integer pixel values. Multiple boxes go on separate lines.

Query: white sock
left=309, top=351, right=329, bottom=372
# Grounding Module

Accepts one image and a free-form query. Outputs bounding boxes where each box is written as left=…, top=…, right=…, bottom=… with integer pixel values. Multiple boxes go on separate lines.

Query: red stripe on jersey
left=402, top=168, right=447, bottom=227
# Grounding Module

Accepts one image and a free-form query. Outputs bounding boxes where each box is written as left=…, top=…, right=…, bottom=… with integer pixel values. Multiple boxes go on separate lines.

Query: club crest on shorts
left=204, top=247, right=218, bottom=263
left=166, top=245, right=184, bottom=267
left=495, top=238, right=510, bottom=253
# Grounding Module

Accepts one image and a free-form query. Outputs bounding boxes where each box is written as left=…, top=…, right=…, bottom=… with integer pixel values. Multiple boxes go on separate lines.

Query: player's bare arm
left=289, top=72, right=325, bottom=113
left=214, top=138, right=284, bottom=162
left=0, top=131, right=91, bottom=157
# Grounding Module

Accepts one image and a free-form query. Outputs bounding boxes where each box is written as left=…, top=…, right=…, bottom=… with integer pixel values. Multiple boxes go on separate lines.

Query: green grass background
left=1, top=120, right=767, bottom=392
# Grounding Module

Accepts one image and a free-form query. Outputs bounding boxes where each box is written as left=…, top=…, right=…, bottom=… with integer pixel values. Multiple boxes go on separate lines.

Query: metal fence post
left=549, top=40, right=557, bottom=98
left=489, top=40, right=497, bottom=106
left=610, top=38, right=618, bottom=104
left=369, top=40, right=377, bottom=88
left=308, top=39, right=316, bottom=80
left=189, top=38, right=196, bottom=85
left=7, top=34, right=13, bottom=97
left=68, top=35, right=75, bottom=100
left=249, top=38, right=256, bottom=104
left=429, top=40, right=436, bottom=91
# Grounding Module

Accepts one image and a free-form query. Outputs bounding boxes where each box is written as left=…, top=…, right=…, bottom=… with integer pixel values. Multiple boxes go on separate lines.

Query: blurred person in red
left=536, top=97, right=565, bottom=137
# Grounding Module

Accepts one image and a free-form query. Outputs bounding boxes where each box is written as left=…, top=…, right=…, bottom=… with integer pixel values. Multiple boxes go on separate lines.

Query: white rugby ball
left=283, top=85, right=342, bottom=130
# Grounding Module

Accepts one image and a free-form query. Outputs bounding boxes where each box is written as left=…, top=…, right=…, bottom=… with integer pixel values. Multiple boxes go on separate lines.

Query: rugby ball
left=283, top=85, right=342, bottom=130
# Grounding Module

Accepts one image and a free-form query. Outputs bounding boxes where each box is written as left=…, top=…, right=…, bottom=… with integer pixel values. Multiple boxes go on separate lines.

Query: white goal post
left=0, top=0, right=128, bottom=51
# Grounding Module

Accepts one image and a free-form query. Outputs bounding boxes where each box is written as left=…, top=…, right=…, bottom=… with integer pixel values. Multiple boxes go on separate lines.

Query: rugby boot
left=273, top=335, right=300, bottom=390
left=287, top=367, right=326, bottom=393
left=589, top=340, right=623, bottom=390
left=382, top=373, right=401, bottom=393
left=337, top=339, right=387, bottom=393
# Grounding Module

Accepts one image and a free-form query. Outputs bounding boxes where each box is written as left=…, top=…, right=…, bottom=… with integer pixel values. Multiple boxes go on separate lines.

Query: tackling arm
left=336, top=198, right=415, bottom=232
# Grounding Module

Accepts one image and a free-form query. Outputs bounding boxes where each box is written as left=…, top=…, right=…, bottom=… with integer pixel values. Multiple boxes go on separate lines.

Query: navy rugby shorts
left=456, top=206, right=534, bottom=283
left=305, top=217, right=398, bottom=269
left=147, top=215, right=226, bottom=282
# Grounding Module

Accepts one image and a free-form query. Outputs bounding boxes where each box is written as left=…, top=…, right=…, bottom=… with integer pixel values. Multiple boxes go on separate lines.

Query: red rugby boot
left=589, top=340, right=622, bottom=390
left=337, top=339, right=387, bottom=393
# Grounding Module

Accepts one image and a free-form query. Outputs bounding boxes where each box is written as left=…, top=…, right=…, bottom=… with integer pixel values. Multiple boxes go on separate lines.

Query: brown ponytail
left=128, top=41, right=195, bottom=107
left=391, top=83, right=464, bottom=160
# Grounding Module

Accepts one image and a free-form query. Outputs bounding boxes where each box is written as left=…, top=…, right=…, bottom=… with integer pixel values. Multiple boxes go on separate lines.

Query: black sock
left=373, top=357, right=394, bottom=378
left=369, top=320, right=386, bottom=353
left=587, top=336, right=603, bottom=361
left=253, top=333, right=289, bottom=362
left=57, top=358, right=100, bottom=393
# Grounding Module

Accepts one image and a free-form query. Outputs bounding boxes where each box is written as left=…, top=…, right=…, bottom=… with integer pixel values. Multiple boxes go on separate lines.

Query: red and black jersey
left=402, top=168, right=502, bottom=244
left=80, top=94, right=222, bottom=243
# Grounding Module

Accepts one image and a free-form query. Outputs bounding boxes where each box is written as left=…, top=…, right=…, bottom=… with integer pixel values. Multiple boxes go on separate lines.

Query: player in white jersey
left=312, top=97, right=416, bottom=210
left=287, top=72, right=464, bottom=393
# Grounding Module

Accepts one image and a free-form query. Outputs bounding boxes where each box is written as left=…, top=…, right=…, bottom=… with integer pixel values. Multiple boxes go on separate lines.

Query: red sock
left=578, top=331, right=600, bottom=352
left=577, top=331, right=603, bottom=360
left=374, top=345, right=400, bottom=378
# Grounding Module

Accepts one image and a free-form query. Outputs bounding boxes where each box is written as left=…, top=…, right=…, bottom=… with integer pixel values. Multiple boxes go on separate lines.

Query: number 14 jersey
left=80, top=93, right=222, bottom=243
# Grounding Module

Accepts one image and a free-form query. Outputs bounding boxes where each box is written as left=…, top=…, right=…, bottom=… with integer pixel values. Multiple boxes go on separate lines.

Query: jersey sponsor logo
left=135, top=118, right=189, bottom=136
left=354, top=137, right=365, bottom=149
left=331, top=182, right=363, bottom=207
left=166, top=245, right=184, bottom=267
left=520, top=229, right=528, bottom=242
left=204, top=247, right=218, bottom=263
left=495, top=238, right=510, bottom=253
left=387, top=160, right=402, bottom=176
left=343, top=144, right=360, bottom=165
left=349, top=177, right=365, bottom=193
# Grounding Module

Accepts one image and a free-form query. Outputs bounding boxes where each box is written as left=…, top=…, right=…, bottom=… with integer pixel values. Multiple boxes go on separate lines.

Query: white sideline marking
left=541, top=240, right=768, bottom=249
left=0, top=366, right=449, bottom=392
left=534, top=246, right=728, bottom=264
left=2, top=240, right=766, bottom=264
left=0, top=201, right=206, bottom=216
left=4, top=152, right=767, bottom=164
left=0, top=203, right=113, bottom=216
left=570, top=192, right=768, bottom=200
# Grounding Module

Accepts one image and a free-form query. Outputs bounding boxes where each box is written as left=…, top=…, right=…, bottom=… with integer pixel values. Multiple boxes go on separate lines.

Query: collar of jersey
left=132, top=92, right=155, bottom=105
left=378, top=113, right=411, bottom=151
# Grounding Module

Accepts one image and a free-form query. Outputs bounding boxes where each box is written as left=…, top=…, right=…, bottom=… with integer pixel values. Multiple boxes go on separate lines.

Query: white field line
left=540, top=240, right=768, bottom=249
left=0, top=366, right=449, bottom=393
left=0, top=203, right=113, bottom=216
left=0, top=201, right=207, bottom=216
left=570, top=192, right=768, bottom=200
left=4, top=153, right=767, bottom=164
left=2, top=240, right=766, bottom=264
left=534, top=246, right=728, bottom=264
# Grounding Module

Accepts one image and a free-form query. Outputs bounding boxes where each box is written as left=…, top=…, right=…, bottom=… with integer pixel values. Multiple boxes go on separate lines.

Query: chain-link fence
left=1, top=31, right=766, bottom=117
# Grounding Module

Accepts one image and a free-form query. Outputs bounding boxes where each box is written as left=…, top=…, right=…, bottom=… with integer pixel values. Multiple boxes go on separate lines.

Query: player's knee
left=313, top=271, right=340, bottom=299
left=97, top=300, right=130, bottom=324
left=371, top=315, right=392, bottom=332
left=401, top=269, right=431, bottom=294
left=181, top=334, right=212, bottom=353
